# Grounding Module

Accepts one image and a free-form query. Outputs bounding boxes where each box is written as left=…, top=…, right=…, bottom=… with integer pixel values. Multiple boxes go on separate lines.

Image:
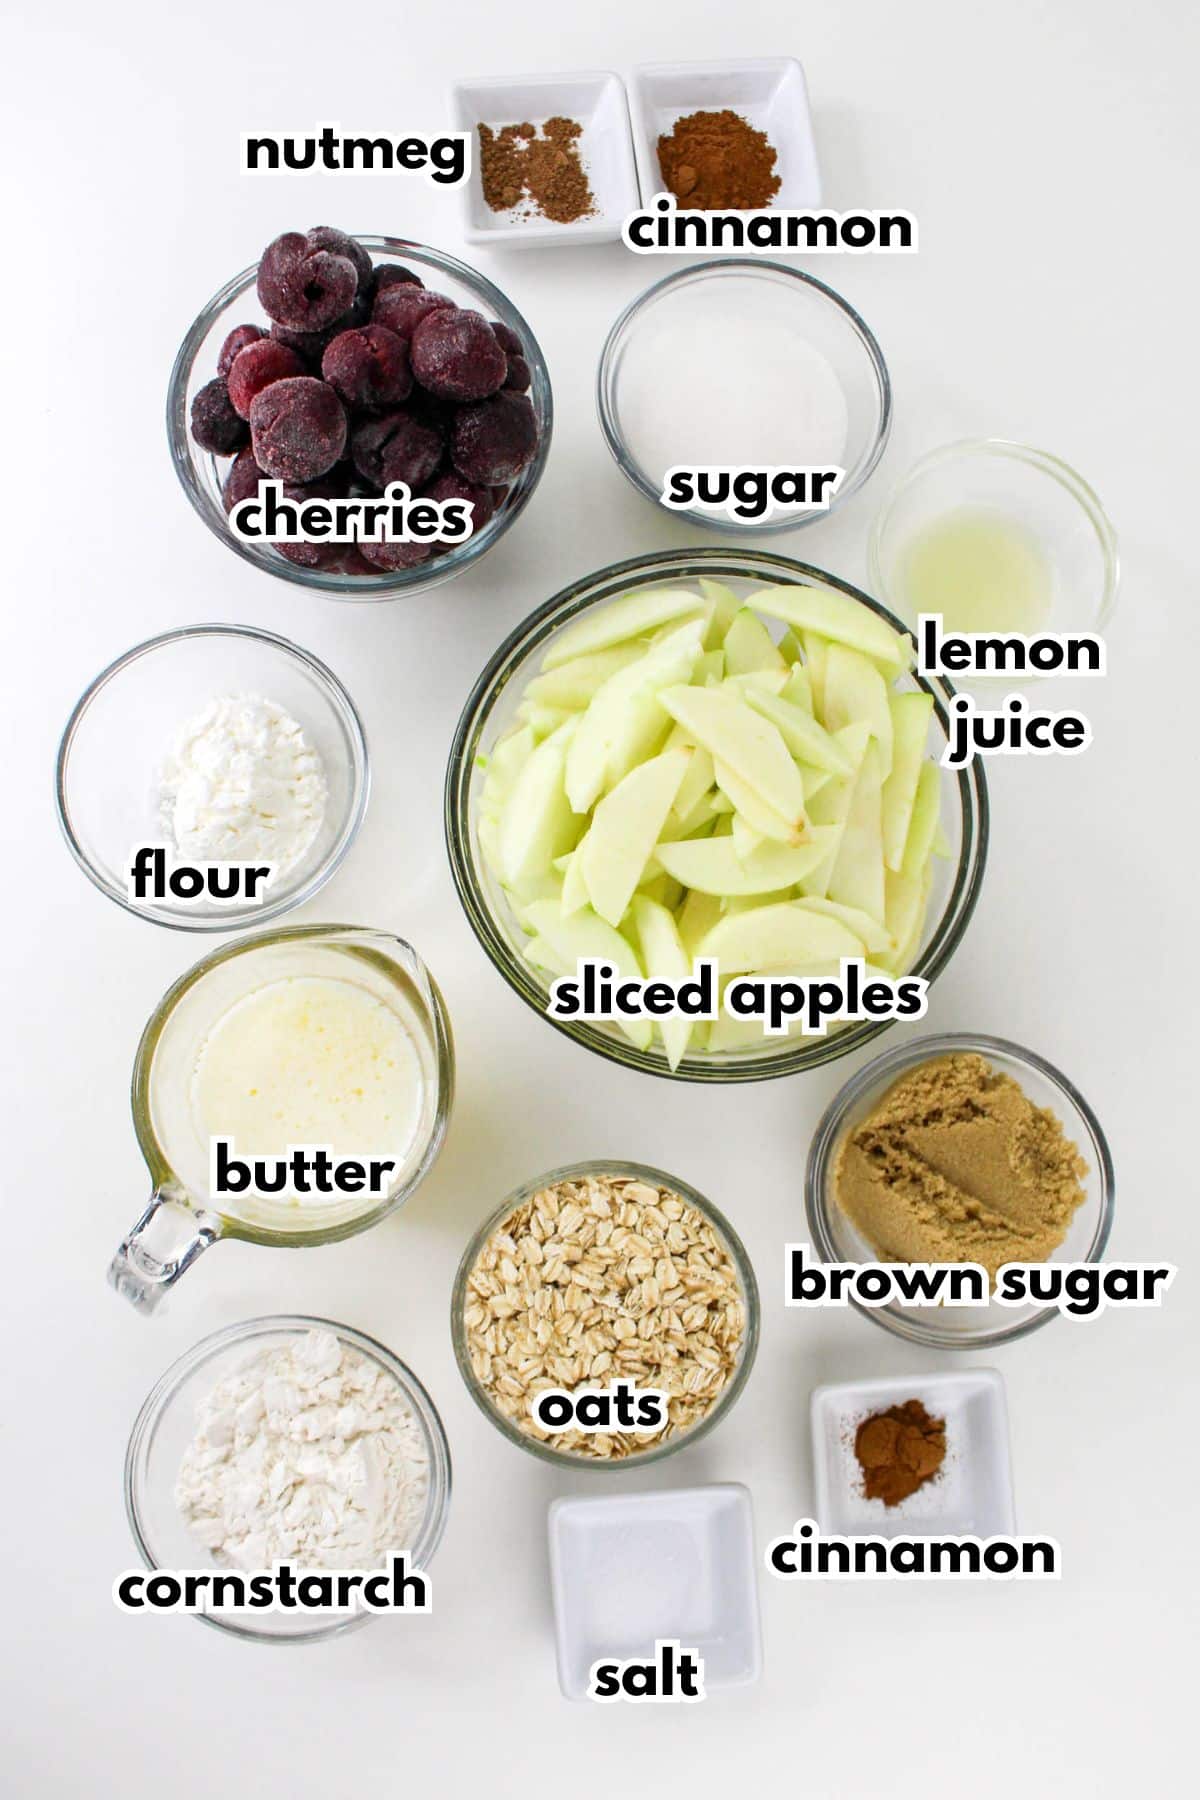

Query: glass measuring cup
left=110, top=925, right=454, bottom=1312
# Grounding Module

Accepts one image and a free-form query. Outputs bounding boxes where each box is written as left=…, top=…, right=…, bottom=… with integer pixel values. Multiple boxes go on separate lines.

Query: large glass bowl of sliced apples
left=445, top=549, right=989, bottom=1082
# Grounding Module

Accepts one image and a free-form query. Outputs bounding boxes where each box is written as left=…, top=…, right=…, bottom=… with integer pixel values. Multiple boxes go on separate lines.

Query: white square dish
left=628, top=57, right=821, bottom=211
left=810, top=1369, right=1016, bottom=1539
left=547, top=1484, right=762, bottom=1701
left=451, top=72, right=640, bottom=246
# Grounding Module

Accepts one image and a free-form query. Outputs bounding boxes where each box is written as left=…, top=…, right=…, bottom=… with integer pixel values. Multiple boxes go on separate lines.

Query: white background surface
left=7, top=2, right=1196, bottom=1794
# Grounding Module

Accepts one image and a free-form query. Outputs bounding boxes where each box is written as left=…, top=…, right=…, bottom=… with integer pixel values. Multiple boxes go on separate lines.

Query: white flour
left=158, top=693, right=327, bottom=880
left=175, top=1330, right=430, bottom=1570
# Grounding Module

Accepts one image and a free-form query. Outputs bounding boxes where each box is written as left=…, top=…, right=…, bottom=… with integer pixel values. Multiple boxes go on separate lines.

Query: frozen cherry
left=372, top=283, right=455, bottom=341
left=257, top=231, right=358, bottom=332
left=358, top=538, right=432, bottom=571
left=491, top=321, right=523, bottom=357
left=322, top=324, right=412, bottom=410
left=270, top=289, right=369, bottom=366
left=410, top=307, right=507, bottom=402
left=451, top=390, right=537, bottom=485
left=424, top=468, right=495, bottom=538
left=374, top=264, right=424, bottom=294
left=305, top=226, right=373, bottom=296
left=217, top=323, right=264, bottom=380
left=226, top=338, right=306, bottom=418
left=350, top=408, right=443, bottom=491
left=222, top=447, right=265, bottom=514
left=190, top=378, right=247, bottom=454
left=504, top=355, right=531, bottom=393
left=249, top=376, right=347, bottom=482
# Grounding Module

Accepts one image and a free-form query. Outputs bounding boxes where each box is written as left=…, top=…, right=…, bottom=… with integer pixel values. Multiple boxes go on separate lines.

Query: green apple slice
left=523, top=934, right=572, bottom=977
left=882, top=691, right=935, bottom=870
left=523, top=644, right=644, bottom=710
left=656, top=833, right=833, bottom=896
left=516, top=700, right=572, bottom=739
left=901, top=761, right=942, bottom=880
left=676, top=887, right=724, bottom=955
left=782, top=665, right=813, bottom=713
left=751, top=583, right=910, bottom=673
left=712, top=758, right=804, bottom=845
left=828, top=741, right=886, bottom=923
left=631, top=894, right=695, bottom=1070
left=564, top=619, right=703, bottom=814
left=581, top=746, right=692, bottom=926
left=664, top=726, right=715, bottom=821
left=500, top=720, right=580, bottom=890
left=522, top=899, right=651, bottom=1051
left=480, top=723, right=536, bottom=819
left=699, top=577, right=740, bottom=649
left=741, top=685, right=855, bottom=775
left=730, top=814, right=764, bottom=860
left=723, top=669, right=789, bottom=697
left=822, top=644, right=894, bottom=779
left=723, top=609, right=787, bottom=676
left=794, top=896, right=893, bottom=955
left=541, top=587, right=706, bottom=670
left=698, top=901, right=866, bottom=972
left=559, top=839, right=590, bottom=916
left=659, top=684, right=807, bottom=835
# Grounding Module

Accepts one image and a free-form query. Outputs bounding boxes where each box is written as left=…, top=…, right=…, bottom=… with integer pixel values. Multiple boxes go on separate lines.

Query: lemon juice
left=900, top=506, right=1053, bottom=633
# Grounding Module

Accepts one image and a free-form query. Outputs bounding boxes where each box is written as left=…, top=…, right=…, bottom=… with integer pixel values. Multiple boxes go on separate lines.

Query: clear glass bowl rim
left=54, top=622, right=370, bottom=932
left=444, top=546, right=989, bottom=1082
left=450, top=1158, right=761, bottom=1470
left=129, top=922, right=455, bottom=1247
left=166, top=234, right=553, bottom=599
left=867, top=436, right=1121, bottom=632
left=123, top=1312, right=454, bottom=1644
left=596, top=257, right=893, bottom=536
left=804, top=1030, right=1116, bottom=1349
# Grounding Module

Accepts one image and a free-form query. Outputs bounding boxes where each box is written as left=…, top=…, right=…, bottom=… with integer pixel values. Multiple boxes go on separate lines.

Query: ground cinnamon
left=478, top=118, right=596, bottom=224
left=656, top=108, right=781, bottom=210
left=854, top=1400, right=946, bottom=1507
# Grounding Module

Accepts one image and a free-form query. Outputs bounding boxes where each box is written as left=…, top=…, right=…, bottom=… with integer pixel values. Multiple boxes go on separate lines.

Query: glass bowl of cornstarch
left=124, top=1315, right=452, bottom=1641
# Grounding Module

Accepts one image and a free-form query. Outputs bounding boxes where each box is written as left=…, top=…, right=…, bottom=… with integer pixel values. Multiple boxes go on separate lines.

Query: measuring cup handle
left=108, top=1192, right=222, bottom=1313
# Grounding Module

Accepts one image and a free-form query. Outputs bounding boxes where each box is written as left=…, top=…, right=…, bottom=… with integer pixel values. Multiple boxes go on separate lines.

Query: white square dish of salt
left=547, top=1483, right=761, bottom=1701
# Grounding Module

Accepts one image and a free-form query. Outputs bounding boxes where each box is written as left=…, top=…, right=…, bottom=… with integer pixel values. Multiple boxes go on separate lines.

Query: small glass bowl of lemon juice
left=869, top=440, right=1118, bottom=665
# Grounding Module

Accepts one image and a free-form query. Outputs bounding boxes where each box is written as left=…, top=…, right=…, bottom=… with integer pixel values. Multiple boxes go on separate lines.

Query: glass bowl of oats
left=451, top=1160, right=760, bottom=1468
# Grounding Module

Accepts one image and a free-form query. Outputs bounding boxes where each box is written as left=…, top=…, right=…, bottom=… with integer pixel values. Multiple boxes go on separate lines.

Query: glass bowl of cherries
left=168, top=227, right=552, bottom=598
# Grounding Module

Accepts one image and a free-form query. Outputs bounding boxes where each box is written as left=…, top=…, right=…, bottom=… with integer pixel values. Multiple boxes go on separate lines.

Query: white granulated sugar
left=175, top=1329, right=430, bottom=1570
left=158, top=693, right=328, bottom=880
left=618, top=279, right=850, bottom=477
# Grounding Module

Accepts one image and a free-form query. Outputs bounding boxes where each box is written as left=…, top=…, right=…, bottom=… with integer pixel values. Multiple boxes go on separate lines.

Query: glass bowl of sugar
left=597, top=259, right=892, bottom=535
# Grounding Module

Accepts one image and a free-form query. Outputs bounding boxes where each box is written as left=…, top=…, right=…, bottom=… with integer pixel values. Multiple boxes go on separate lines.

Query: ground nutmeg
left=854, top=1399, right=946, bottom=1507
left=478, top=118, right=596, bottom=224
left=655, top=108, right=781, bottom=210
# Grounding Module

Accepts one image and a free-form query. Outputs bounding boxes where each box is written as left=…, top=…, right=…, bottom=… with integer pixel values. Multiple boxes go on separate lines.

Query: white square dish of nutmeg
left=451, top=71, right=641, bottom=246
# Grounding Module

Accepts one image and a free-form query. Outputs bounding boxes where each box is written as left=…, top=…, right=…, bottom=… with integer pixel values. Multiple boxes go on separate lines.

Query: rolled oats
left=461, top=1173, right=747, bottom=1460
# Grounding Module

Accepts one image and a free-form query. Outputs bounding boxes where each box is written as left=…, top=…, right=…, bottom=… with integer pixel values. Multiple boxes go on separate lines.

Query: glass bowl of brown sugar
left=805, top=1033, right=1115, bottom=1349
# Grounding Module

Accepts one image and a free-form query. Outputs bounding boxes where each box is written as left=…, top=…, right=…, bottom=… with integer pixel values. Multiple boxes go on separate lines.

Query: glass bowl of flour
left=56, top=623, right=368, bottom=930
left=125, top=1315, right=453, bottom=1641
left=597, top=260, right=891, bottom=535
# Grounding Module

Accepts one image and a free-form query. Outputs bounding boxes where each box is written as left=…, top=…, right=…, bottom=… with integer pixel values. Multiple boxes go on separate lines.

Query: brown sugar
left=854, top=1399, right=946, bottom=1507
left=655, top=108, right=781, bottom=210
left=478, top=118, right=597, bottom=224
left=834, top=1052, right=1088, bottom=1279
